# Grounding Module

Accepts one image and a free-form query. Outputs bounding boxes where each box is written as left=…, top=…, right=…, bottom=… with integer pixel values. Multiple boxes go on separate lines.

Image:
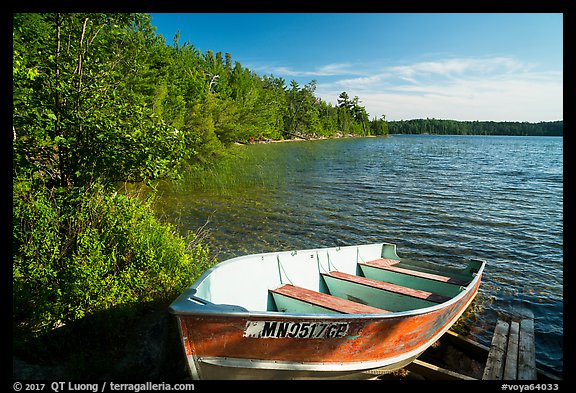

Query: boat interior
left=188, top=243, right=484, bottom=315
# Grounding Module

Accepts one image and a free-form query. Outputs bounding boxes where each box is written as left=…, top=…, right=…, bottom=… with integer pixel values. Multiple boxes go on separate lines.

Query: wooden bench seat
left=360, top=259, right=469, bottom=287
left=270, top=284, right=389, bottom=314
left=364, top=258, right=401, bottom=267
left=322, top=271, right=451, bottom=304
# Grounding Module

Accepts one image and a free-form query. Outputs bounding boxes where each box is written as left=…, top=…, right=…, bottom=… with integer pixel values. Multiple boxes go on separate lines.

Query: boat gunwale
left=196, top=351, right=421, bottom=372
left=169, top=243, right=486, bottom=320
left=178, top=276, right=483, bottom=377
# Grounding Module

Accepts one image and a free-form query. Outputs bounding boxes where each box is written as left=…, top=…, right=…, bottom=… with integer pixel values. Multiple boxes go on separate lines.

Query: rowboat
left=169, top=242, right=486, bottom=379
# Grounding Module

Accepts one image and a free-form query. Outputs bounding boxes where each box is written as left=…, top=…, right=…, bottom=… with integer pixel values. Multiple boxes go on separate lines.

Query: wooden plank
left=359, top=263, right=462, bottom=298
left=271, top=284, right=389, bottom=314
left=323, top=271, right=451, bottom=303
left=482, top=319, right=510, bottom=380
left=518, top=317, right=537, bottom=380
left=444, top=328, right=558, bottom=381
left=442, top=330, right=490, bottom=362
left=406, top=359, right=477, bottom=380
left=365, top=258, right=400, bottom=267
left=503, top=320, right=520, bottom=380
left=444, top=327, right=556, bottom=380
left=360, top=260, right=469, bottom=286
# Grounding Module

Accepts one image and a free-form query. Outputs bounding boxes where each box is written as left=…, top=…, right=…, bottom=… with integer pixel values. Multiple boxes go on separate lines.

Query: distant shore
left=237, top=133, right=382, bottom=145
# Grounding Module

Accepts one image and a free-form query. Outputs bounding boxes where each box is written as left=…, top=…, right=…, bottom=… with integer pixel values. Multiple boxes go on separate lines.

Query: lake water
left=155, top=134, right=563, bottom=376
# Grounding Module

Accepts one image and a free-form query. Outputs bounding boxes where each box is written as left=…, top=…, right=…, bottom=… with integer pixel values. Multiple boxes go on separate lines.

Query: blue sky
left=149, top=13, right=563, bottom=122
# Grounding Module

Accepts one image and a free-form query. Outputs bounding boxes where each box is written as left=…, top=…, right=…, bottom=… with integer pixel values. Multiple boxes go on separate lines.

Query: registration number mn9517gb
left=244, top=320, right=350, bottom=339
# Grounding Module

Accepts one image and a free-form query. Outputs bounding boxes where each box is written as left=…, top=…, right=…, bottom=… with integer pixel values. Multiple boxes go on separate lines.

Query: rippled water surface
left=156, top=135, right=563, bottom=375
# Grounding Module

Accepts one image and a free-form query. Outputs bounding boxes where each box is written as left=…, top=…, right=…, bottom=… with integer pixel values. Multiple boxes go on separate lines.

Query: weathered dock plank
left=503, top=320, right=520, bottom=380
left=442, top=329, right=489, bottom=361
left=518, top=316, right=537, bottom=380
left=406, top=359, right=477, bottom=380
left=483, top=309, right=537, bottom=380
left=482, top=319, right=510, bottom=380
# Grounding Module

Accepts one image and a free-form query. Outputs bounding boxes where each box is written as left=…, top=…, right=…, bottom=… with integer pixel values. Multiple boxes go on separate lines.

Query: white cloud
left=257, top=62, right=356, bottom=77
left=316, top=57, right=562, bottom=122
left=356, top=76, right=562, bottom=122
left=388, top=57, right=527, bottom=80
left=336, top=75, right=385, bottom=89
left=253, top=56, right=561, bottom=122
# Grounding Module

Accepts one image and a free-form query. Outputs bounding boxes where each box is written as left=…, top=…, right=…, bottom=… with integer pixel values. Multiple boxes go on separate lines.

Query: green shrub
left=13, top=175, right=213, bottom=346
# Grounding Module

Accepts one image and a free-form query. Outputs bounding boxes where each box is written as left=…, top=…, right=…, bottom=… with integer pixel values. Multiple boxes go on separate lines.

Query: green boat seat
left=322, top=271, right=451, bottom=304
left=359, top=259, right=469, bottom=298
left=361, top=259, right=469, bottom=286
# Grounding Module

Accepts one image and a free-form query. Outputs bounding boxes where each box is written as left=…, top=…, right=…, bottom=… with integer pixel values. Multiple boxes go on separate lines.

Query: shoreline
left=236, top=133, right=383, bottom=146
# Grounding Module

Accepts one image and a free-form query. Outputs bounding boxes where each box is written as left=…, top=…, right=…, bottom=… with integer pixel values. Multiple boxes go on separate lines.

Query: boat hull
left=174, top=276, right=481, bottom=379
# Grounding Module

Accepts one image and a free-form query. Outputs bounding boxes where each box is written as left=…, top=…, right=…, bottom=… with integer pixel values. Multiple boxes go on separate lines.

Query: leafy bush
left=13, top=175, right=213, bottom=344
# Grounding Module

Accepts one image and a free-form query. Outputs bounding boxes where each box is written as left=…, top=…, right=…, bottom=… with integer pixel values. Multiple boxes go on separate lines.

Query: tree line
left=388, top=118, right=563, bottom=136
left=13, top=13, right=385, bottom=190
left=14, top=13, right=561, bottom=191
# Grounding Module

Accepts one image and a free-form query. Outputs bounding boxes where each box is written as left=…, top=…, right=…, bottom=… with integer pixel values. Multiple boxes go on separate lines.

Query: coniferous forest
left=12, top=13, right=563, bottom=374
left=388, top=118, right=562, bottom=136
